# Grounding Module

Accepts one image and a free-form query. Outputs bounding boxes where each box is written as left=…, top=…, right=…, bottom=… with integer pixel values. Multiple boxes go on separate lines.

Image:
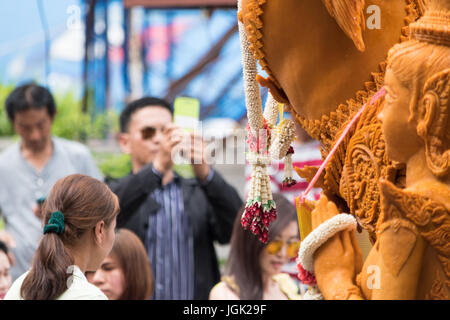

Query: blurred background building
left=0, top=0, right=280, bottom=195
left=0, top=0, right=271, bottom=128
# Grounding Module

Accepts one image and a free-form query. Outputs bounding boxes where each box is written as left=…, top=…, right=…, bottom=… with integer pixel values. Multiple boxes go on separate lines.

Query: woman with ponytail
left=4, top=174, right=119, bottom=300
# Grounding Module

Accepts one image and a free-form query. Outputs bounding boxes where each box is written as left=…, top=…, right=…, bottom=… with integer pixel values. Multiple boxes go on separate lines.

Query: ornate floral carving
left=426, top=270, right=449, bottom=300
left=419, top=69, right=450, bottom=179
left=379, top=180, right=450, bottom=299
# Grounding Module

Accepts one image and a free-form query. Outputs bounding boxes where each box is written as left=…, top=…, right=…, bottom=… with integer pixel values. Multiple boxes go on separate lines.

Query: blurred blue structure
left=0, top=0, right=269, bottom=124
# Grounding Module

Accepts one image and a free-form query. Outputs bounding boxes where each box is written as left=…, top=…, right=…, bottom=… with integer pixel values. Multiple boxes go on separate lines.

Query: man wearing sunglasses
left=109, top=97, right=242, bottom=300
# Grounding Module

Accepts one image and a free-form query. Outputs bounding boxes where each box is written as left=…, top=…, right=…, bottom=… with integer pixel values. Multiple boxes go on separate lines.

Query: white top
left=4, top=265, right=107, bottom=300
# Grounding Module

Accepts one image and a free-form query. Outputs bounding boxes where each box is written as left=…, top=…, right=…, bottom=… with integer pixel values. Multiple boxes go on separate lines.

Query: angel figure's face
left=378, top=68, right=422, bottom=163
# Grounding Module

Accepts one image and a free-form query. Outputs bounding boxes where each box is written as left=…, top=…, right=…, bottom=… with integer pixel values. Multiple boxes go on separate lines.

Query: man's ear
left=94, top=220, right=106, bottom=246
left=257, top=75, right=290, bottom=105
left=118, top=133, right=131, bottom=155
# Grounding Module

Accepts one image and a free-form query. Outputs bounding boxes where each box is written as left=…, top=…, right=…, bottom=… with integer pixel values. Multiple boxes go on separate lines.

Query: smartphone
left=173, top=96, right=200, bottom=132
left=173, top=97, right=200, bottom=178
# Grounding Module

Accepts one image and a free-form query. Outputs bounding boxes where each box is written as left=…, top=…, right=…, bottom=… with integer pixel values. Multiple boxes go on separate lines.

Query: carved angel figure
left=311, top=0, right=450, bottom=299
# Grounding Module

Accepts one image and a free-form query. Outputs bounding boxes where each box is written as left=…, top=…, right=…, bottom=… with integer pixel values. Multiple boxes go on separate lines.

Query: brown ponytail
left=21, top=174, right=119, bottom=300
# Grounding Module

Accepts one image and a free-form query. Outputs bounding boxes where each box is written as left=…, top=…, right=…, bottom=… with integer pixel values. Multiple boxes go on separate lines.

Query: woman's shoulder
left=59, top=278, right=107, bottom=300
left=58, top=267, right=107, bottom=300
left=4, top=268, right=107, bottom=300
left=209, top=279, right=239, bottom=300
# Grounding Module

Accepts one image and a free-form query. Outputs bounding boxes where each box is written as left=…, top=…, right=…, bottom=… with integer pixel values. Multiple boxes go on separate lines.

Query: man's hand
left=180, top=132, right=211, bottom=182
left=311, top=194, right=363, bottom=299
left=153, top=124, right=183, bottom=175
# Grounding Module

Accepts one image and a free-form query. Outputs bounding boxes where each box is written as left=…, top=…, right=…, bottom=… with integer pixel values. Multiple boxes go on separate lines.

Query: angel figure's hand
left=311, top=193, right=339, bottom=229
left=311, top=194, right=363, bottom=300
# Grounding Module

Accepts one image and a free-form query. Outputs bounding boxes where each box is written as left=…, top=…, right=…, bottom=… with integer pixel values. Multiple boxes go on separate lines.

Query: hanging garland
left=238, top=0, right=297, bottom=243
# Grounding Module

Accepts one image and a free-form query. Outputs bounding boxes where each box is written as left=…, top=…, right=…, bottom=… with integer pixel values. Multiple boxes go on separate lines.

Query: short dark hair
left=5, top=83, right=56, bottom=122
left=0, top=240, right=9, bottom=255
left=120, top=97, right=172, bottom=133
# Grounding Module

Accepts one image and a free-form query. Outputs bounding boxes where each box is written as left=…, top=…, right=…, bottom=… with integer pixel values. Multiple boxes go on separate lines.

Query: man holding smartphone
left=110, top=97, right=242, bottom=300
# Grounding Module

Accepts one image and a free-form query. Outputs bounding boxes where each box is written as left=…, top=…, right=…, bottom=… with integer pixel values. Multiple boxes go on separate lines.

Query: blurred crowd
left=0, top=83, right=321, bottom=300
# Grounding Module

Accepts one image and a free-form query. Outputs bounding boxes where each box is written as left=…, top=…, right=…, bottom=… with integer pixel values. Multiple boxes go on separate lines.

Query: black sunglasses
left=140, top=126, right=160, bottom=140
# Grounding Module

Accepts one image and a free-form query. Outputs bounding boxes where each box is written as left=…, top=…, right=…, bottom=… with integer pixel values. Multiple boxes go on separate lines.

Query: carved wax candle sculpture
left=309, top=0, right=450, bottom=300
left=238, top=0, right=450, bottom=300
left=373, top=0, right=449, bottom=299
left=240, top=0, right=427, bottom=241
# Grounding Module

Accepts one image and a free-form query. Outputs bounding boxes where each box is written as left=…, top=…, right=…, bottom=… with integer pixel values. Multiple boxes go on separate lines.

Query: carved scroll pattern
left=379, top=181, right=450, bottom=300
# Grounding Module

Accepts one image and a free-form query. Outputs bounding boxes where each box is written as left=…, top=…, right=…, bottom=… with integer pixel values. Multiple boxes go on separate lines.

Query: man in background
left=110, top=97, right=242, bottom=300
left=0, top=83, right=103, bottom=279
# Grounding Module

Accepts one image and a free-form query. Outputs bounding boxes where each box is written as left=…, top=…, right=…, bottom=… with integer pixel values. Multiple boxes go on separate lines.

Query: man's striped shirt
left=146, top=176, right=195, bottom=300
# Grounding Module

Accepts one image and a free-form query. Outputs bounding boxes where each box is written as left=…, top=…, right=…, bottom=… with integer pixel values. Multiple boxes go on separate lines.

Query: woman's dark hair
left=120, top=97, right=172, bottom=133
left=109, top=229, right=153, bottom=300
left=225, top=193, right=298, bottom=300
left=5, top=83, right=56, bottom=122
left=20, top=174, right=119, bottom=300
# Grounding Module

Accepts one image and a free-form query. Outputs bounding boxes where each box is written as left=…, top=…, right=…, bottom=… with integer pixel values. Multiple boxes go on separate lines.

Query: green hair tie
left=43, top=211, right=65, bottom=235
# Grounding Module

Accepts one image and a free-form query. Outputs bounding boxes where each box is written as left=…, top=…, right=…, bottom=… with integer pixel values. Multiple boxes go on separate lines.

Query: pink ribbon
left=298, top=87, right=386, bottom=204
